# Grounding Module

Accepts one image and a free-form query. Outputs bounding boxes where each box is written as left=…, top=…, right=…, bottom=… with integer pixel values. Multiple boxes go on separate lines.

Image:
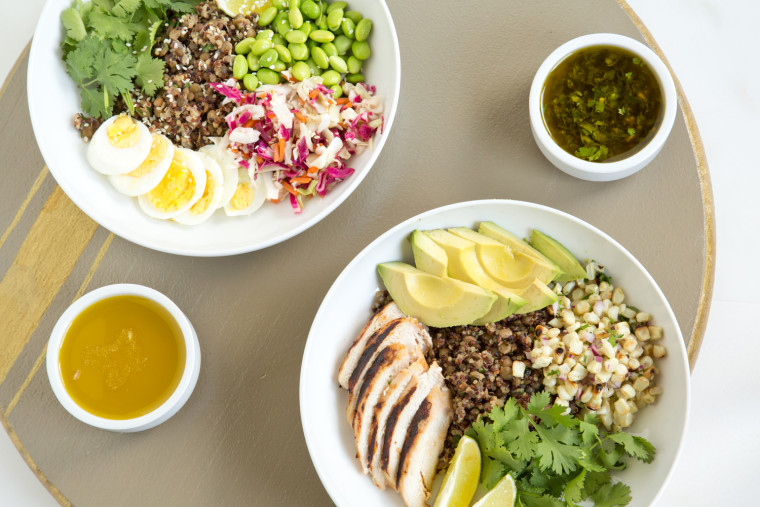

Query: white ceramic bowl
left=46, top=284, right=200, bottom=432
left=300, top=199, right=690, bottom=507
left=529, top=33, right=677, bottom=182
left=27, top=0, right=400, bottom=256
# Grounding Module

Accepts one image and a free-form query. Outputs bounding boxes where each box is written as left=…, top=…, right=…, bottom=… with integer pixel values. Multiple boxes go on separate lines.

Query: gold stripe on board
left=0, top=166, right=48, bottom=251
left=617, top=0, right=716, bottom=371
left=4, top=233, right=114, bottom=418
left=0, top=187, right=98, bottom=385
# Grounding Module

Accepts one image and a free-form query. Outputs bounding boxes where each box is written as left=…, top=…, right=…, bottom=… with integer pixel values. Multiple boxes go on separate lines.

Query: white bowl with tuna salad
left=300, top=199, right=689, bottom=507
left=27, top=0, right=400, bottom=256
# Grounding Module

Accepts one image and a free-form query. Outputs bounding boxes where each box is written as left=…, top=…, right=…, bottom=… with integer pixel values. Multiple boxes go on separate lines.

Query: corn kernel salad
left=528, top=261, right=666, bottom=432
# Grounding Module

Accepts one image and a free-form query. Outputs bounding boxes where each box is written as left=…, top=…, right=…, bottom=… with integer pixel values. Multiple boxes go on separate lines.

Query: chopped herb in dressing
left=541, top=46, right=662, bottom=162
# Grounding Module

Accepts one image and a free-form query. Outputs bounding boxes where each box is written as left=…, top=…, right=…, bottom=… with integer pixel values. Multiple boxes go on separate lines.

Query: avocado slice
left=377, top=262, right=497, bottom=327
left=530, top=229, right=587, bottom=282
left=477, top=222, right=563, bottom=283
left=514, top=279, right=559, bottom=314
left=423, top=229, right=527, bottom=323
left=448, top=227, right=553, bottom=289
left=409, top=229, right=448, bottom=278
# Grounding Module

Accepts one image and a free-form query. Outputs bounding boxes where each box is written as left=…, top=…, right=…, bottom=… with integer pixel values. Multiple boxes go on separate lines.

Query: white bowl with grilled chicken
left=299, top=199, right=690, bottom=507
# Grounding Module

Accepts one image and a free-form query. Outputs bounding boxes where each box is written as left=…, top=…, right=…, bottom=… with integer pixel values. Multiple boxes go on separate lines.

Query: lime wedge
left=472, top=474, right=516, bottom=507
left=433, top=435, right=481, bottom=507
left=216, top=0, right=270, bottom=17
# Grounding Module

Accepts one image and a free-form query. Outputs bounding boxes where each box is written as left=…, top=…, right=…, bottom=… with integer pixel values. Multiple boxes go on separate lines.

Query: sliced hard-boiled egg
left=224, top=169, right=266, bottom=217
left=198, top=142, right=239, bottom=209
left=173, top=153, right=225, bottom=225
left=87, top=114, right=153, bottom=175
left=108, top=134, right=175, bottom=196
left=137, top=148, right=206, bottom=220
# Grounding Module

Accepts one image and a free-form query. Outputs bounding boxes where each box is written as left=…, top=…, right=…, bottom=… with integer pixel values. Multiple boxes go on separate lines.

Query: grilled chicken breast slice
left=351, top=346, right=427, bottom=475
left=338, top=302, right=405, bottom=389
left=379, top=363, right=445, bottom=490
left=396, top=385, right=453, bottom=507
left=345, top=318, right=431, bottom=424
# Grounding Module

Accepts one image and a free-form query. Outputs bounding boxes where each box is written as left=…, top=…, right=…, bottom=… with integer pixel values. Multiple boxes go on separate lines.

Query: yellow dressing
left=129, top=134, right=168, bottom=177
left=58, top=295, right=185, bottom=420
left=147, top=152, right=197, bottom=212
left=230, top=183, right=254, bottom=211
left=190, top=171, right=216, bottom=215
left=107, top=114, right=141, bottom=148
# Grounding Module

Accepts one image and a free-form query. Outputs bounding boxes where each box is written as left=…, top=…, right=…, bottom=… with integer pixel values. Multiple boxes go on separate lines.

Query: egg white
left=108, top=134, right=175, bottom=196
left=137, top=148, right=207, bottom=220
left=173, top=153, right=225, bottom=225
left=198, top=142, right=240, bottom=209
left=224, top=169, right=266, bottom=217
left=87, top=115, right=153, bottom=175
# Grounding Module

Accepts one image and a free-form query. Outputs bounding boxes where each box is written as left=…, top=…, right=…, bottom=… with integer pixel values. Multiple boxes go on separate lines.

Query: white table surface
left=2, top=0, right=758, bottom=505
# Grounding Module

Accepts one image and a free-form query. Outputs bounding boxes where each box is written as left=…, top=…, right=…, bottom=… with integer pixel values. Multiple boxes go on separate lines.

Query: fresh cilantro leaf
left=518, top=492, right=565, bottom=507
left=65, top=43, right=94, bottom=83
left=167, top=1, right=199, bottom=13
left=92, top=46, right=136, bottom=96
left=528, top=401, right=576, bottom=429
left=135, top=53, right=164, bottom=95
left=625, top=71, right=633, bottom=80
left=606, top=433, right=655, bottom=463
left=617, top=107, right=625, bottom=115
left=111, top=38, right=130, bottom=54
left=578, top=416, right=600, bottom=446
left=481, top=457, right=507, bottom=490
left=627, top=128, right=636, bottom=136
left=597, top=272, right=611, bottom=284
left=507, top=418, right=538, bottom=461
left=627, top=305, right=640, bottom=313
left=582, top=470, right=611, bottom=500
left=578, top=324, right=590, bottom=331
left=526, top=391, right=551, bottom=413
left=591, top=481, right=632, bottom=507
left=61, top=7, right=87, bottom=41
left=608, top=331, right=619, bottom=348
left=578, top=453, right=607, bottom=473
left=563, top=469, right=586, bottom=507
left=89, top=10, right=135, bottom=41
left=632, top=57, right=642, bottom=66
left=80, top=85, right=111, bottom=120
left=112, top=0, right=142, bottom=17
left=598, top=441, right=626, bottom=470
left=489, top=400, right=520, bottom=432
left=534, top=424, right=580, bottom=475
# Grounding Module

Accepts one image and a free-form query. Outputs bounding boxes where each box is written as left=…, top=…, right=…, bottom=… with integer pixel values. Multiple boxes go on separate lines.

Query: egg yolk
left=129, top=135, right=168, bottom=177
left=146, top=153, right=196, bottom=213
left=230, top=183, right=254, bottom=211
left=107, top=114, right=141, bottom=149
left=189, top=171, right=216, bottom=215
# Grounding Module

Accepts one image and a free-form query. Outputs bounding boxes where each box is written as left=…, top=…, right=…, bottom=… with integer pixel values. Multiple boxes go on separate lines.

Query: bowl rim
left=45, top=284, right=200, bottom=432
left=529, top=33, right=677, bottom=179
left=26, top=0, right=402, bottom=257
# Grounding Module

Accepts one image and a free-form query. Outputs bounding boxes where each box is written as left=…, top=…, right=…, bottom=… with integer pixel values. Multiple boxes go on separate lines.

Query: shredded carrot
left=243, top=119, right=256, bottom=128
left=272, top=143, right=281, bottom=163
left=294, top=111, right=306, bottom=123
left=290, top=176, right=312, bottom=185
left=278, top=138, right=285, bottom=158
left=281, top=181, right=298, bottom=196
left=307, top=165, right=319, bottom=174
left=309, top=89, right=320, bottom=99
left=266, top=111, right=277, bottom=119
left=335, top=97, right=350, bottom=105
left=256, top=156, right=264, bottom=165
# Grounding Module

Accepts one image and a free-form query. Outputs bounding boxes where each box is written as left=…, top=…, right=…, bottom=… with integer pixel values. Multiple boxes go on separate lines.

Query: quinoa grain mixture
left=75, top=1, right=253, bottom=149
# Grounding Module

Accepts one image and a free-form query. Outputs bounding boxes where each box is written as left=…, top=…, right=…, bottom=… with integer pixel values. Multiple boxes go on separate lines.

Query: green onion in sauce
left=541, top=45, right=662, bottom=162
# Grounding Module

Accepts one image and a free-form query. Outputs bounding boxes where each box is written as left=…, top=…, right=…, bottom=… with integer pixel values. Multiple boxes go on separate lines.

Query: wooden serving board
left=0, top=0, right=713, bottom=505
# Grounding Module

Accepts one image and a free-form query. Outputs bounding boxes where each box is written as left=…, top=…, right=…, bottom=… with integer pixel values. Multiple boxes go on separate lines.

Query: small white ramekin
left=46, top=284, right=200, bottom=432
left=529, top=33, right=677, bottom=182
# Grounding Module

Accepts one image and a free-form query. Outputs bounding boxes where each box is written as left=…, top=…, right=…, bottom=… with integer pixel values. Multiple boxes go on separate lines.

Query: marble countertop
left=1, top=0, right=758, bottom=504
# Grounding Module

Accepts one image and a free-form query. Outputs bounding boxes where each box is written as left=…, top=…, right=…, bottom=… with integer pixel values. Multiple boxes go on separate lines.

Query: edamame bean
left=288, top=42, right=309, bottom=60
left=316, top=14, right=328, bottom=30
left=289, top=0, right=300, bottom=10
left=346, top=73, right=364, bottom=83
left=235, top=37, right=256, bottom=54
left=325, top=1, right=346, bottom=14
left=259, top=48, right=279, bottom=67
left=355, top=18, right=372, bottom=42
left=328, top=55, right=347, bottom=73
left=285, top=29, right=308, bottom=43
left=233, top=54, right=249, bottom=79
left=306, top=38, right=318, bottom=50
left=297, top=21, right=312, bottom=36
left=301, top=0, right=320, bottom=19
left=272, top=33, right=286, bottom=46
left=344, top=10, right=361, bottom=24
left=291, top=61, right=311, bottom=81
left=243, top=73, right=259, bottom=91
left=273, top=60, right=286, bottom=72
left=257, top=68, right=280, bottom=85
left=247, top=53, right=261, bottom=70
left=256, top=29, right=274, bottom=40
left=274, top=12, right=291, bottom=36
left=311, top=46, right=329, bottom=69
left=289, top=8, right=303, bottom=29
left=341, top=18, right=355, bottom=38
left=258, top=6, right=278, bottom=26
left=321, top=42, right=337, bottom=57
left=309, top=30, right=335, bottom=43
left=334, top=35, right=352, bottom=55
left=250, top=39, right=274, bottom=55
left=327, top=9, right=343, bottom=32
left=305, top=58, right=321, bottom=76
left=347, top=55, right=362, bottom=74
left=351, top=40, right=370, bottom=60
left=321, top=69, right=341, bottom=86
left=330, top=84, right=342, bottom=98
left=273, top=0, right=288, bottom=9
left=274, top=44, right=292, bottom=63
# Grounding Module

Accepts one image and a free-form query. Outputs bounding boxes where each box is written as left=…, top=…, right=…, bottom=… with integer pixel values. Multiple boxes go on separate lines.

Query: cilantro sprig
left=60, top=0, right=200, bottom=119
left=465, top=392, right=655, bottom=506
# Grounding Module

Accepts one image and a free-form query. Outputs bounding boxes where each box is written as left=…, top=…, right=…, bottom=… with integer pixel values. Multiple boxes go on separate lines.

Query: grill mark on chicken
left=380, top=384, right=417, bottom=472
left=348, top=319, right=402, bottom=392
left=396, top=398, right=432, bottom=487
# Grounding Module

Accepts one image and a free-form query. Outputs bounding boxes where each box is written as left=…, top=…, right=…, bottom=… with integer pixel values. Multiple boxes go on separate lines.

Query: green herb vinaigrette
left=541, top=46, right=662, bottom=162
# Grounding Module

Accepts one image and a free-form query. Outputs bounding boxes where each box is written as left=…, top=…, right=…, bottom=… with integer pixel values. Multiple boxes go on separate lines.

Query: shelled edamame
left=233, top=0, right=373, bottom=91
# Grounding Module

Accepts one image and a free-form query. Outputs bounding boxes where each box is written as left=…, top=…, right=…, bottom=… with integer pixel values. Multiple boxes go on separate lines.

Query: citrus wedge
left=472, top=474, right=517, bottom=507
left=433, top=435, right=481, bottom=507
left=216, top=0, right=269, bottom=17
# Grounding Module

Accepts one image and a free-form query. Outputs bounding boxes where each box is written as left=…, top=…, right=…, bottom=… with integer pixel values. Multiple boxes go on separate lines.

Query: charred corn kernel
left=588, top=293, right=601, bottom=304
left=652, top=344, right=667, bottom=358
left=597, top=400, right=611, bottom=416
left=639, top=391, right=655, bottom=405
left=584, top=312, right=600, bottom=325
left=648, top=325, right=663, bottom=340
left=600, top=288, right=612, bottom=300
left=564, top=381, right=579, bottom=398
left=635, top=326, right=651, bottom=341
left=595, top=370, right=612, bottom=383
left=614, top=321, right=631, bottom=336
left=567, top=322, right=581, bottom=332
left=631, top=346, right=644, bottom=359
left=621, top=337, right=637, bottom=352
left=621, top=307, right=636, bottom=319
left=610, top=372, right=626, bottom=384
left=629, top=400, right=639, bottom=413
left=569, top=340, right=584, bottom=355
left=607, top=305, right=620, bottom=321
left=563, top=281, right=576, bottom=294
left=580, top=386, right=593, bottom=403
left=603, top=358, right=619, bottom=373
left=512, top=361, right=526, bottom=378
left=601, top=340, right=615, bottom=358
left=587, top=360, right=602, bottom=374
left=548, top=318, right=562, bottom=328
left=614, top=397, right=630, bottom=415
left=640, top=356, right=654, bottom=369
left=585, top=284, right=598, bottom=294
left=636, top=312, right=651, bottom=323
left=649, top=385, right=663, bottom=396
left=555, top=398, right=569, bottom=408
left=600, top=412, right=613, bottom=429
left=562, top=309, right=576, bottom=325
left=532, top=357, right=552, bottom=369
left=542, top=376, right=557, bottom=387
left=628, top=357, right=640, bottom=370
left=557, top=384, right=572, bottom=401
left=572, top=288, right=585, bottom=301
left=633, top=376, right=650, bottom=392
left=642, top=366, right=657, bottom=380
left=548, top=327, right=561, bottom=338
left=599, top=280, right=610, bottom=291
left=588, top=395, right=602, bottom=411
left=568, top=364, right=587, bottom=382
left=612, top=287, right=625, bottom=304
left=575, top=300, right=590, bottom=315
left=620, top=383, right=636, bottom=399
left=602, top=386, right=615, bottom=398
